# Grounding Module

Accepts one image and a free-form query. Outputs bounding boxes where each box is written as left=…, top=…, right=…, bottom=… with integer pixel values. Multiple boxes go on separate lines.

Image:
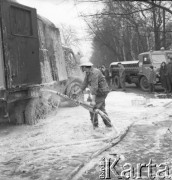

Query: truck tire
left=66, top=81, right=84, bottom=106
left=25, top=98, right=40, bottom=125
left=112, top=75, right=121, bottom=89
left=14, top=103, right=25, bottom=125
left=139, top=76, right=149, bottom=91
left=135, top=82, right=140, bottom=88
left=9, top=101, right=27, bottom=125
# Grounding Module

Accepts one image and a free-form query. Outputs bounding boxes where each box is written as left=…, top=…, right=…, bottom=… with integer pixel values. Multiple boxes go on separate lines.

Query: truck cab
left=62, top=46, right=84, bottom=99
left=139, top=50, right=172, bottom=74
left=138, top=50, right=172, bottom=91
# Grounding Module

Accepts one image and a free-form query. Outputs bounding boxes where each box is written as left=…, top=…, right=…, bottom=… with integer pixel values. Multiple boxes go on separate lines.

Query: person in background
left=117, top=62, right=126, bottom=91
left=100, top=65, right=106, bottom=75
left=101, top=65, right=111, bottom=87
left=147, top=66, right=156, bottom=93
left=167, top=57, right=172, bottom=92
left=75, top=57, right=112, bottom=129
left=160, top=62, right=171, bottom=93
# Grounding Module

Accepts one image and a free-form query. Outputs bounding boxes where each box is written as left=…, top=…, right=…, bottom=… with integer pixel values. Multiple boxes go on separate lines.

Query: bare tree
left=59, top=24, right=80, bottom=50
left=77, top=0, right=172, bottom=65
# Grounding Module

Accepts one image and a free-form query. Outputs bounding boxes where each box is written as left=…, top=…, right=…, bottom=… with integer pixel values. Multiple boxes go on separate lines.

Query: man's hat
left=79, top=57, right=93, bottom=67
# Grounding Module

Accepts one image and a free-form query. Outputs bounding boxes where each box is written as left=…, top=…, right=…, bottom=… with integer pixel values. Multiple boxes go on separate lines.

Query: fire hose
left=41, top=89, right=114, bottom=129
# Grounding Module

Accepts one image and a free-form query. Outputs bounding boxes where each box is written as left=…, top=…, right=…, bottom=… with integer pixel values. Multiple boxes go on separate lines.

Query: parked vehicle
left=62, top=46, right=84, bottom=98
left=110, top=49, right=172, bottom=91
left=0, top=0, right=83, bottom=124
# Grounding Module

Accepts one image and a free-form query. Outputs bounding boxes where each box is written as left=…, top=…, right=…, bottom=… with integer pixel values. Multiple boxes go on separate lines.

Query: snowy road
left=0, top=90, right=172, bottom=180
left=76, top=112, right=172, bottom=180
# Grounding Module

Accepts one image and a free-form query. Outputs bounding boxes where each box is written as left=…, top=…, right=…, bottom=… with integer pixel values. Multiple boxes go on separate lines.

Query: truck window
left=166, top=53, right=172, bottom=63
left=143, top=55, right=151, bottom=64
left=167, top=53, right=172, bottom=58
left=10, top=6, right=33, bottom=36
left=151, top=54, right=167, bottom=65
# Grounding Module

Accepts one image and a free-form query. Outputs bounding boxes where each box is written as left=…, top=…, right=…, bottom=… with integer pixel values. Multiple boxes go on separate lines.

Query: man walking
left=75, top=57, right=112, bottom=129
left=117, top=62, right=126, bottom=91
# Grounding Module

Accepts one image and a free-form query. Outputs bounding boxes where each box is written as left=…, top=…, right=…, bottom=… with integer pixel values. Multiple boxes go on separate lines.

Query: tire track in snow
left=66, top=122, right=135, bottom=180
left=66, top=101, right=172, bottom=180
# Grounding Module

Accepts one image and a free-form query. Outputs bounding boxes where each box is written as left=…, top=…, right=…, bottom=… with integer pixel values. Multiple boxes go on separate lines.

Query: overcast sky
left=17, top=0, right=103, bottom=57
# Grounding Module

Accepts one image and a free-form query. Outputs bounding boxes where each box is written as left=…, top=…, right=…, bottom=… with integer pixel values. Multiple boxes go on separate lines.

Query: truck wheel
left=25, top=98, right=40, bottom=125
left=14, top=103, right=25, bottom=125
left=112, top=75, right=121, bottom=89
left=139, top=76, right=149, bottom=91
left=135, top=82, right=140, bottom=88
left=9, top=101, right=27, bottom=125
left=66, top=81, right=84, bottom=106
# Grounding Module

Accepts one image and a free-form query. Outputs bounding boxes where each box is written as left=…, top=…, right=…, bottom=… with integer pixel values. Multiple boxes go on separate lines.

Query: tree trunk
left=153, top=5, right=160, bottom=50
left=146, top=32, right=150, bottom=50
left=130, top=30, right=136, bottom=60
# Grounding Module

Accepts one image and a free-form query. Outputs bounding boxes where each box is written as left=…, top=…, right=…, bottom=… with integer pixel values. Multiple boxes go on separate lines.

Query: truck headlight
left=139, top=62, right=143, bottom=67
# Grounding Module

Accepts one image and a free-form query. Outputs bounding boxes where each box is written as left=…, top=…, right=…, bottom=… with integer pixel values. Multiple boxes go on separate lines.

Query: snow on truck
left=110, top=49, right=172, bottom=91
left=0, top=0, right=83, bottom=124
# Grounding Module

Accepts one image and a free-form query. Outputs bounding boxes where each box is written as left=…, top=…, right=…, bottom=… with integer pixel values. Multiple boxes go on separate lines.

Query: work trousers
left=120, top=76, right=126, bottom=90
left=162, top=77, right=171, bottom=92
left=168, top=75, right=172, bottom=92
left=149, top=83, right=155, bottom=93
left=89, top=94, right=112, bottom=128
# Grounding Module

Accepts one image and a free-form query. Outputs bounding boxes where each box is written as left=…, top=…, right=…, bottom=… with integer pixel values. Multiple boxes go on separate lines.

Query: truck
left=109, top=49, right=172, bottom=91
left=0, top=0, right=83, bottom=124
left=62, top=46, right=84, bottom=99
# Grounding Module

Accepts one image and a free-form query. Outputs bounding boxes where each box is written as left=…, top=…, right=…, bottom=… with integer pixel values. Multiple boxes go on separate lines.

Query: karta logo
left=99, top=157, right=171, bottom=179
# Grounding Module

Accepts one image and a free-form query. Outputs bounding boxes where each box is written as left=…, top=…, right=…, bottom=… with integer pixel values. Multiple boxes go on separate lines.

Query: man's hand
left=86, top=88, right=90, bottom=94
left=90, top=95, right=96, bottom=107
left=90, top=101, right=96, bottom=107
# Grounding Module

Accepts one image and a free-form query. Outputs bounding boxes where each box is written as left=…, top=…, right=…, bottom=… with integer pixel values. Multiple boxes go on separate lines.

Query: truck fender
left=139, top=75, right=149, bottom=91
left=64, top=77, right=84, bottom=106
left=64, top=76, right=83, bottom=94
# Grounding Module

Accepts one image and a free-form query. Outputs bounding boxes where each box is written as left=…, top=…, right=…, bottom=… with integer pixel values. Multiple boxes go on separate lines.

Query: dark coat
left=81, top=67, right=109, bottom=96
left=160, top=65, right=168, bottom=88
left=167, top=62, right=172, bottom=82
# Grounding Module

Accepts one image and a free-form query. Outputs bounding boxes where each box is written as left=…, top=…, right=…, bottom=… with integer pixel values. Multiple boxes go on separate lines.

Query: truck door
left=1, top=1, right=41, bottom=89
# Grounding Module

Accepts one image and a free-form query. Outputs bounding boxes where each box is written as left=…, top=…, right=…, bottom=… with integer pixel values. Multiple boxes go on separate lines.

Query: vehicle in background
left=110, top=49, right=172, bottom=91
left=62, top=46, right=84, bottom=99
left=0, top=0, right=83, bottom=124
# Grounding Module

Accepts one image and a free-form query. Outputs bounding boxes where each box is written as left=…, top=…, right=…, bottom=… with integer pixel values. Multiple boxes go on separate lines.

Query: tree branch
left=79, top=7, right=154, bottom=17
left=139, top=1, right=172, bottom=15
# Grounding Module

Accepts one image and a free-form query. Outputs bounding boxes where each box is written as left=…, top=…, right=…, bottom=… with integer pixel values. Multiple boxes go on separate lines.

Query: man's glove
left=90, top=95, right=96, bottom=107
left=87, top=94, right=92, bottom=102
left=90, top=101, right=96, bottom=107
left=86, top=88, right=90, bottom=94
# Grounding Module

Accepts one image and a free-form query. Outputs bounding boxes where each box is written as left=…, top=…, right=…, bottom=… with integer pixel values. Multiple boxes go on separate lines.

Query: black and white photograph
left=0, top=0, right=172, bottom=179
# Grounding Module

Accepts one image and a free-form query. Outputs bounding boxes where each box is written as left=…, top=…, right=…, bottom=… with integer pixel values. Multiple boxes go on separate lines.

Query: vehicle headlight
left=139, top=62, right=143, bottom=67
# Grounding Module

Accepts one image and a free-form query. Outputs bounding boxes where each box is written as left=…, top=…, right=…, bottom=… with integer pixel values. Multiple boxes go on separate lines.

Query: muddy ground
left=0, top=84, right=172, bottom=180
